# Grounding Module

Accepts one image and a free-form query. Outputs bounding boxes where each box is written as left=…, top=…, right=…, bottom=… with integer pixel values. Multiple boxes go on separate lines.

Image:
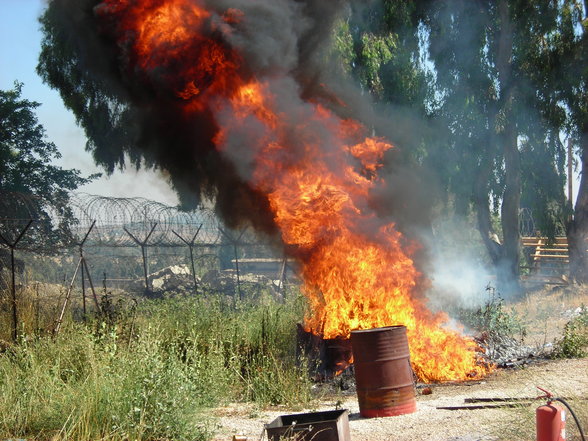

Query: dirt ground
left=211, top=358, right=587, bottom=441
left=211, top=286, right=588, bottom=441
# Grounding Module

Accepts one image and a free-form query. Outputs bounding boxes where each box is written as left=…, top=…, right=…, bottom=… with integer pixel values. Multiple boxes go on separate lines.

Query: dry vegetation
left=513, top=284, right=588, bottom=347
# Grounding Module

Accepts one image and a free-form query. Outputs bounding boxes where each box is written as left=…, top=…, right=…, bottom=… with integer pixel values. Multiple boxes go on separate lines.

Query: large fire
left=96, top=0, right=491, bottom=382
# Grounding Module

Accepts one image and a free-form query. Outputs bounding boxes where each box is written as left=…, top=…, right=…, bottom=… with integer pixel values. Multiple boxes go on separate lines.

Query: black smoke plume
left=39, top=0, right=432, bottom=254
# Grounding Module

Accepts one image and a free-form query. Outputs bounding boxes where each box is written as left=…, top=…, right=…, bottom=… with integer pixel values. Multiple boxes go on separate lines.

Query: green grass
left=0, top=290, right=313, bottom=440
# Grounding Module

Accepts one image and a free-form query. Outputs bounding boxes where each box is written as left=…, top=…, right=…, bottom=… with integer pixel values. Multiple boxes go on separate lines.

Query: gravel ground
left=210, top=357, right=588, bottom=441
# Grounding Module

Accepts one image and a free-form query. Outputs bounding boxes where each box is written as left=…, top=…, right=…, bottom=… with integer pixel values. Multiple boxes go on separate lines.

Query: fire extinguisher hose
left=552, top=397, right=586, bottom=441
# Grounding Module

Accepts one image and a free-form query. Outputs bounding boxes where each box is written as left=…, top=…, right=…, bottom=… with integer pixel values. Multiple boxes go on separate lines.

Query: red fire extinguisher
left=536, top=387, right=585, bottom=441
left=536, top=396, right=566, bottom=441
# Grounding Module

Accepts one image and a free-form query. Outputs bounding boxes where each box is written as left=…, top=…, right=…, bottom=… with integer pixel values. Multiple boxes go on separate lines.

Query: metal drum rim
left=350, top=325, right=406, bottom=334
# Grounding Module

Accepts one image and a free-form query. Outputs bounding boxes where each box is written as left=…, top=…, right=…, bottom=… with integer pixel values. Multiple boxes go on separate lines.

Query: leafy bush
left=140, top=292, right=313, bottom=406
left=457, top=285, right=526, bottom=343
left=551, top=305, right=588, bottom=359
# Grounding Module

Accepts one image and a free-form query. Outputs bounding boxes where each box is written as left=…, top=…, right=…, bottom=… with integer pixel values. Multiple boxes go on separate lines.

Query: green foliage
left=331, top=19, right=355, bottom=76
left=358, top=33, right=397, bottom=98
left=0, top=292, right=312, bottom=440
left=138, top=293, right=313, bottom=406
left=458, top=286, right=526, bottom=343
left=0, top=324, right=212, bottom=441
left=342, top=1, right=431, bottom=109
left=0, top=83, right=89, bottom=195
left=333, top=1, right=580, bottom=287
left=551, top=305, right=588, bottom=358
left=0, top=83, right=97, bottom=251
left=37, top=2, right=136, bottom=175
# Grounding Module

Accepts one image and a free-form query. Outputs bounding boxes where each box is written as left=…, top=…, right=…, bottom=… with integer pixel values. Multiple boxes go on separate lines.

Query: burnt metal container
left=351, top=325, right=417, bottom=418
left=265, top=409, right=350, bottom=441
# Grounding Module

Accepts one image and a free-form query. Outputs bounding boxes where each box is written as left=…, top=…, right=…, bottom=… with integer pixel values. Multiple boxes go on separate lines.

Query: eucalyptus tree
left=0, top=83, right=95, bottom=252
left=338, top=1, right=571, bottom=292
left=428, top=1, right=552, bottom=290
left=330, top=1, right=446, bottom=248
left=551, top=0, right=588, bottom=282
left=38, top=0, right=579, bottom=289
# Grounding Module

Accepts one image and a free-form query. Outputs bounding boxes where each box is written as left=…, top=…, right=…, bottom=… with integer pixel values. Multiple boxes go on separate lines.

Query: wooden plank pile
left=521, top=236, right=569, bottom=285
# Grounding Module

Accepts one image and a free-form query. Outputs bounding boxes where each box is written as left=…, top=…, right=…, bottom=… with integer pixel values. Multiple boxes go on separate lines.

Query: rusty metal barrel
left=350, top=325, right=417, bottom=418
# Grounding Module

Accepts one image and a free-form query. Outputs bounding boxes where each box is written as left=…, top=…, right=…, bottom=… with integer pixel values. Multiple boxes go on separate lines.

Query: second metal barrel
left=350, top=325, right=417, bottom=418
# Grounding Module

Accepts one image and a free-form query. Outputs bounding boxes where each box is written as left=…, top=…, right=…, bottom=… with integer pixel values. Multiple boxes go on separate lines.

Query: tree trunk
left=473, top=0, right=521, bottom=294
left=473, top=123, right=522, bottom=295
left=495, top=0, right=521, bottom=294
left=500, top=118, right=521, bottom=293
left=474, top=157, right=502, bottom=266
left=567, top=1, right=588, bottom=283
left=568, top=132, right=588, bottom=282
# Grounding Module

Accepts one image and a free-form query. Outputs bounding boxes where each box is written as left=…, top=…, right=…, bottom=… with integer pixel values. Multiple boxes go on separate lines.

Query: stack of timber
left=521, top=236, right=569, bottom=285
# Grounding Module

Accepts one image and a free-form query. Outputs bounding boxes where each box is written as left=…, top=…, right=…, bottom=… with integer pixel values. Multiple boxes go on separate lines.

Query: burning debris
left=45, top=0, right=491, bottom=382
left=297, top=324, right=353, bottom=380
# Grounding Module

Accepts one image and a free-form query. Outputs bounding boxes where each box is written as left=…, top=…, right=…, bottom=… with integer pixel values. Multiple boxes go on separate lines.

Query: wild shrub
left=138, top=292, right=313, bottom=407
left=551, top=305, right=588, bottom=358
left=457, top=285, right=527, bottom=343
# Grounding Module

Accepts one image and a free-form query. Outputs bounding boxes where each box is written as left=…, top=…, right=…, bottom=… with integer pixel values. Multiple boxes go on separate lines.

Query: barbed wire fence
left=0, top=191, right=287, bottom=341
left=1, top=191, right=566, bottom=342
left=69, top=193, right=224, bottom=295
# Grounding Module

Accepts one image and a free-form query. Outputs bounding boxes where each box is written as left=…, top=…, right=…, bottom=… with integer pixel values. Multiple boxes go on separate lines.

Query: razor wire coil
left=1, top=191, right=224, bottom=250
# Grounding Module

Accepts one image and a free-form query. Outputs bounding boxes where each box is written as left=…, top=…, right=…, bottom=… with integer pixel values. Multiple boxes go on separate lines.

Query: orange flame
left=97, top=0, right=492, bottom=382
left=96, top=0, right=245, bottom=107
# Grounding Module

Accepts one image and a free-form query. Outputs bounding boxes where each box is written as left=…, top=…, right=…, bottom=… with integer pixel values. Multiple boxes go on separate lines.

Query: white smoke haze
left=421, top=216, right=496, bottom=312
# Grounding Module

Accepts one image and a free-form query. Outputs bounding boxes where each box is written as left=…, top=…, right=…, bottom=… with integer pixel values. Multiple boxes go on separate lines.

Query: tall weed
left=0, top=323, right=212, bottom=440
left=0, top=291, right=311, bottom=440
left=457, top=286, right=527, bottom=342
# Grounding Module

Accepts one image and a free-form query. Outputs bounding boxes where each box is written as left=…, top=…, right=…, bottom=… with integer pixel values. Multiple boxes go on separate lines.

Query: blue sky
left=0, top=0, right=178, bottom=204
